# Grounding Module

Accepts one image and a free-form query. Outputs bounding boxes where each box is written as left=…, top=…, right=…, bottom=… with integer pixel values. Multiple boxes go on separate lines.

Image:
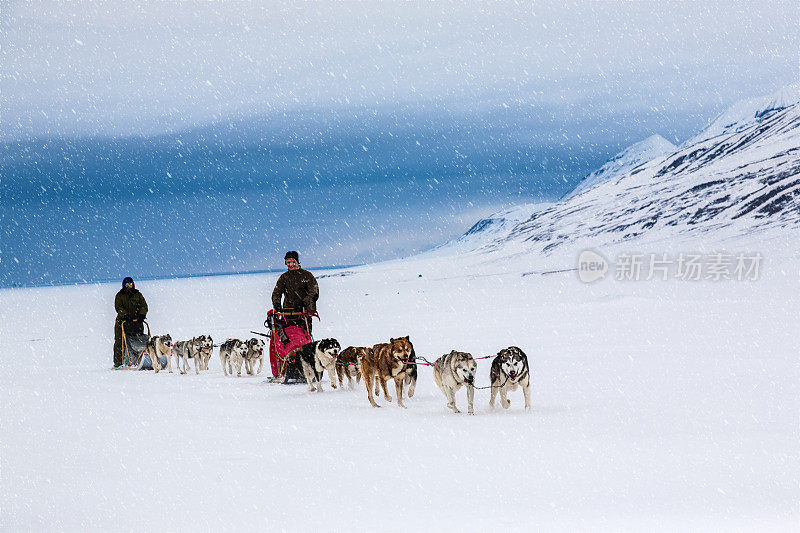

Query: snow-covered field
left=1, top=229, right=798, bottom=532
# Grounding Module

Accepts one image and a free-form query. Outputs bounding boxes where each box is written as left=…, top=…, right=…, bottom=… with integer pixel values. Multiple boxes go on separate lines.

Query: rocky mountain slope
left=457, top=87, right=800, bottom=258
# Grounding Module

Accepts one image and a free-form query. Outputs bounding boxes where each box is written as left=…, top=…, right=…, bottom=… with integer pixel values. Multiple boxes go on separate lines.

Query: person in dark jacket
left=113, top=276, right=148, bottom=368
left=271, top=251, right=319, bottom=337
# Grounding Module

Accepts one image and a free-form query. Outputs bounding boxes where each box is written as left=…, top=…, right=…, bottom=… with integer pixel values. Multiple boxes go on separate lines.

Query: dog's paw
left=502, top=399, right=511, bottom=409
left=468, top=410, right=475, bottom=415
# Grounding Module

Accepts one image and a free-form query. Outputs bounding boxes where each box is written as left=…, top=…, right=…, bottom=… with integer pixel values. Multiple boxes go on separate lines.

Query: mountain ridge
left=447, top=86, right=800, bottom=260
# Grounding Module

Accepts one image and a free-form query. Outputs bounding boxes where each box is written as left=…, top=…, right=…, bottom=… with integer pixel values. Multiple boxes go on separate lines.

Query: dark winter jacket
left=272, top=268, right=319, bottom=312
left=115, top=279, right=148, bottom=322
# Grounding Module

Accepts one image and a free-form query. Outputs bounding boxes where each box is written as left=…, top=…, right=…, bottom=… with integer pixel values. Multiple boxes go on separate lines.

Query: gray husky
left=433, top=350, right=477, bottom=415
left=489, top=346, right=531, bottom=410
left=172, top=338, right=200, bottom=375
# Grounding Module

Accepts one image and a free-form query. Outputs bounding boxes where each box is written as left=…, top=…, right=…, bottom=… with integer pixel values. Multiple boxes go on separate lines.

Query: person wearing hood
left=271, top=251, right=319, bottom=337
left=113, top=276, right=148, bottom=369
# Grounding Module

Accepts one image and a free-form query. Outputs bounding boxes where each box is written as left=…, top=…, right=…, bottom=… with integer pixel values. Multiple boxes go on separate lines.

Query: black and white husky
left=146, top=334, right=173, bottom=373
left=288, top=338, right=341, bottom=392
left=433, top=350, right=477, bottom=415
left=243, top=338, right=266, bottom=375
left=195, top=334, right=214, bottom=371
left=219, top=339, right=248, bottom=377
left=489, top=346, right=531, bottom=410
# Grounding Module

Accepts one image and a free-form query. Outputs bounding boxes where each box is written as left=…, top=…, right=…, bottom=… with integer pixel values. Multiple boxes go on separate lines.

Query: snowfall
left=1, top=226, right=798, bottom=532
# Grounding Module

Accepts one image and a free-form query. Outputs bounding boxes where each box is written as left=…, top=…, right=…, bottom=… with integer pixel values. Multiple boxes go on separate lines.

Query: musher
left=113, top=276, right=148, bottom=369
left=271, top=251, right=319, bottom=342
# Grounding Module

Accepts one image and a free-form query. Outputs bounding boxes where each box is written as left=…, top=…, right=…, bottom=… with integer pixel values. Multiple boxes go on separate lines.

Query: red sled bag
left=266, top=309, right=314, bottom=378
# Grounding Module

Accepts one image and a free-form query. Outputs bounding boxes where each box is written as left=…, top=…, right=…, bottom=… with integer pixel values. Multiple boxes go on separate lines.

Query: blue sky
left=1, top=1, right=797, bottom=286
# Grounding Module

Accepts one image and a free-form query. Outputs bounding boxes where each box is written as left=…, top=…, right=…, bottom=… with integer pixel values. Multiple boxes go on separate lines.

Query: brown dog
left=361, top=336, right=414, bottom=408
left=335, top=346, right=366, bottom=389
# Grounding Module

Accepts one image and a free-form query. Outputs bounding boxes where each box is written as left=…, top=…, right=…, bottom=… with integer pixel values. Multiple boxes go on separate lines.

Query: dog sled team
left=114, top=251, right=531, bottom=414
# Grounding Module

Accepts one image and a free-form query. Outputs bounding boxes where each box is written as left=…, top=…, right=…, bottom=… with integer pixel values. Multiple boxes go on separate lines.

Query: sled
left=263, top=309, right=315, bottom=383
left=121, top=321, right=168, bottom=371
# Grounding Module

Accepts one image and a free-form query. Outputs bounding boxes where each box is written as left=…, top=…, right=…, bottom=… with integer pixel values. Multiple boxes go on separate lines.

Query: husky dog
left=146, top=334, right=173, bottom=373
left=172, top=338, right=201, bottom=375
left=334, top=346, right=366, bottom=389
left=287, top=338, right=341, bottom=392
left=362, top=336, right=414, bottom=408
left=370, top=336, right=417, bottom=400
left=243, top=338, right=266, bottom=375
left=489, top=346, right=531, bottom=410
left=433, top=350, right=477, bottom=415
left=219, top=339, right=248, bottom=377
left=195, top=334, right=214, bottom=370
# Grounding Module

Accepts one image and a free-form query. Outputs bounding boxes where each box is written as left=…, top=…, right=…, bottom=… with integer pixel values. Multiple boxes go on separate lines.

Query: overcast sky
left=1, top=0, right=797, bottom=142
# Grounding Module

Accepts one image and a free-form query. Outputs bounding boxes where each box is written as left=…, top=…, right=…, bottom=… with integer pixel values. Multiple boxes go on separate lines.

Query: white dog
left=433, top=350, right=477, bottom=415
left=146, top=334, right=173, bottom=373
left=194, top=334, right=214, bottom=371
left=219, top=339, right=248, bottom=377
left=243, top=338, right=266, bottom=375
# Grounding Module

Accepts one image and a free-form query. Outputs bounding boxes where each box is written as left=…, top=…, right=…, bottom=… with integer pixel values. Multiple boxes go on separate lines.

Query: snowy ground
left=1, top=230, right=799, bottom=532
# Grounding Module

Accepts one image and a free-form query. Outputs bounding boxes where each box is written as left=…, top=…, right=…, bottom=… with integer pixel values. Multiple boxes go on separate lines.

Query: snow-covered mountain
left=686, top=84, right=800, bottom=146
left=452, top=87, right=800, bottom=259
left=425, top=202, right=553, bottom=257
left=563, top=134, right=676, bottom=200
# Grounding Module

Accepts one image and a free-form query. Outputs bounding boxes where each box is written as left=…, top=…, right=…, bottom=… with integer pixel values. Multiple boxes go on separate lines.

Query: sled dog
left=243, top=338, right=266, bottom=375
left=195, top=334, right=214, bottom=371
left=370, top=337, right=417, bottom=400
left=219, top=339, right=248, bottom=377
left=146, top=334, right=173, bottom=373
left=489, top=346, right=531, bottom=410
left=433, top=350, right=477, bottom=415
left=362, top=336, right=414, bottom=408
left=172, top=337, right=201, bottom=375
left=288, top=338, right=341, bottom=392
left=334, top=346, right=366, bottom=388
